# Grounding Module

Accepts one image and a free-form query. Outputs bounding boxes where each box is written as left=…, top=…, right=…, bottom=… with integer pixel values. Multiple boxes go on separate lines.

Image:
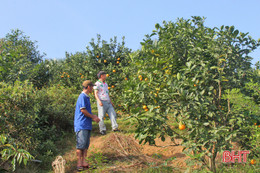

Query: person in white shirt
left=94, top=71, right=119, bottom=135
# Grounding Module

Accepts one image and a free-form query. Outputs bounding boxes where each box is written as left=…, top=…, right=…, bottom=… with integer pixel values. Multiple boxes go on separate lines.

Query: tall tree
left=0, top=29, right=45, bottom=83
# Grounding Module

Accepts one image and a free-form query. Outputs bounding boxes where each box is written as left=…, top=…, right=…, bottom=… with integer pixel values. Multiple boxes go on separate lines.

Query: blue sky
left=1, top=0, right=259, bottom=64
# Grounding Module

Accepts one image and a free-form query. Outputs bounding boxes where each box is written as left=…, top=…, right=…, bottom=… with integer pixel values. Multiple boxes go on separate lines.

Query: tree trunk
left=210, top=156, right=216, bottom=173
left=210, top=144, right=217, bottom=173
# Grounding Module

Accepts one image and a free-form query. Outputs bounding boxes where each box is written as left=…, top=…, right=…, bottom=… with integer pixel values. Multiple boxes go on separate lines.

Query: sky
left=1, top=0, right=259, bottom=65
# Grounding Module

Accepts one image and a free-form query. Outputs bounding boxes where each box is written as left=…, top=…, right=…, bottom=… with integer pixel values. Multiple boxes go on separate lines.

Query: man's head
left=97, top=71, right=106, bottom=81
left=82, top=80, right=95, bottom=93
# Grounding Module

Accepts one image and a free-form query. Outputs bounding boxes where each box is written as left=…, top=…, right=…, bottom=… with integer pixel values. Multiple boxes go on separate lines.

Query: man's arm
left=94, top=90, right=103, bottom=106
left=80, top=108, right=100, bottom=123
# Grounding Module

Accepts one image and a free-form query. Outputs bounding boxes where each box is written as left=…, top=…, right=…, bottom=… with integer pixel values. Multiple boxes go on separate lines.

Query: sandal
left=77, top=166, right=84, bottom=172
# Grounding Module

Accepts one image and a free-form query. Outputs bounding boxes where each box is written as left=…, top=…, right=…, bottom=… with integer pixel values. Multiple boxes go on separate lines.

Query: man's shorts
left=76, top=129, right=91, bottom=150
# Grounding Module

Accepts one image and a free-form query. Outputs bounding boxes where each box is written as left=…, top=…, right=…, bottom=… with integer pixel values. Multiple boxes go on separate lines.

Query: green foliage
left=0, top=80, right=78, bottom=170
left=0, top=134, right=33, bottom=172
left=47, top=35, right=132, bottom=109
left=86, top=151, right=109, bottom=170
left=121, top=17, right=260, bottom=172
left=0, top=17, right=259, bottom=172
left=0, top=29, right=44, bottom=83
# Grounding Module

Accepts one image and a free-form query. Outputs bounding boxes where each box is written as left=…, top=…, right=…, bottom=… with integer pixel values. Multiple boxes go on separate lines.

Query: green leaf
left=177, top=73, right=181, bottom=80
left=203, top=122, right=210, bottom=126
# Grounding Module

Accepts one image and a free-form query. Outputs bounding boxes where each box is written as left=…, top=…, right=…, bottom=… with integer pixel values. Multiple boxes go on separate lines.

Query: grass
left=15, top=113, right=259, bottom=173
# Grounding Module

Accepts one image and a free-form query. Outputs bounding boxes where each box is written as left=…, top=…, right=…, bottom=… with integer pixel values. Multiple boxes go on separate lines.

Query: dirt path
left=61, top=132, right=189, bottom=173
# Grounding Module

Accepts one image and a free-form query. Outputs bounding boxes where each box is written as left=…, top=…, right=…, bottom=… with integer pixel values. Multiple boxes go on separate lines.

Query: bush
left=0, top=80, right=78, bottom=170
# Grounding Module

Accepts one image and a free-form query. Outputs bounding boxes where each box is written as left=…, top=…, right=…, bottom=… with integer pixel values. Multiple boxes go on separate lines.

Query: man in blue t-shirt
left=74, top=80, right=100, bottom=171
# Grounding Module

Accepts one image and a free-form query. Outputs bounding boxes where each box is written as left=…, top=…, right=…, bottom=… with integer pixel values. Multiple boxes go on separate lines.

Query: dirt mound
left=101, top=133, right=142, bottom=157
left=88, top=133, right=165, bottom=172
left=64, top=133, right=189, bottom=172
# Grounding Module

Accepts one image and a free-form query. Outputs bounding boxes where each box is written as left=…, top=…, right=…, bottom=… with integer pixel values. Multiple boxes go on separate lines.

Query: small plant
left=86, top=151, right=109, bottom=169
left=0, top=134, right=33, bottom=171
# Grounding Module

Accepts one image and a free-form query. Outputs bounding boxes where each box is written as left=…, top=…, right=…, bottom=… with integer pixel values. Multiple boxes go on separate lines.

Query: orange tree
left=0, top=29, right=48, bottom=88
left=121, top=17, right=260, bottom=172
left=48, top=35, right=131, bottom=108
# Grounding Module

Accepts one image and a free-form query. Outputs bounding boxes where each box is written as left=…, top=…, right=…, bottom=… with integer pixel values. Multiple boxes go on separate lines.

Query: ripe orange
left=254, top=123, right=257, bottom=126
left=61, top=76, right=64, bottom=78
left=106, top=74, right=109, bottom=77
left=258, top=125, right=260, bottom=128
left=67, top=75, right=70, bottom=78
left=140, top=78, right=143, bottom=81
left=81, top=75, right=84, bottom=79
left=143, top=105, right=147, bottom=109
left=108, top=87, right=111, bottom=90
left=179, top=124, right=186, bottom=130
left=113, top=70, right=116, bottom=73
left=194, top=84, right=197, bottom=87
left=117, top=58, right=120, bottom=60
left=96, top=55, right=99, bottom=58
left=117, top=61, right=120, bottom=64
left=145, top=109, right=149, bottom=112
left=250, top=159, right=256, bottom=165
left=112, top=85, right=115, bottom=88
left=154, top=93, right=158, bottom=97
left=138, top=75, right=142, bottom=78
left=104, top=60, right=107, bottom=63
left=125, top=78, right=128, bottom=80
left=145, top=78, right=148, bottom=81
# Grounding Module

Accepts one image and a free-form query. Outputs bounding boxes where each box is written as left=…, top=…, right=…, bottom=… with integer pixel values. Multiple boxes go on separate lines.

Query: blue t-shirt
left=74, top=92, right=93, bottom=132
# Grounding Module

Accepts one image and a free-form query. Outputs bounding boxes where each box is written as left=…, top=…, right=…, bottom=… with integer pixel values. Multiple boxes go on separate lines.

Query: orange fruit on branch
left=250, top=159, right=256, bottom=165
left=179, top=124, right=186, bottom=130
